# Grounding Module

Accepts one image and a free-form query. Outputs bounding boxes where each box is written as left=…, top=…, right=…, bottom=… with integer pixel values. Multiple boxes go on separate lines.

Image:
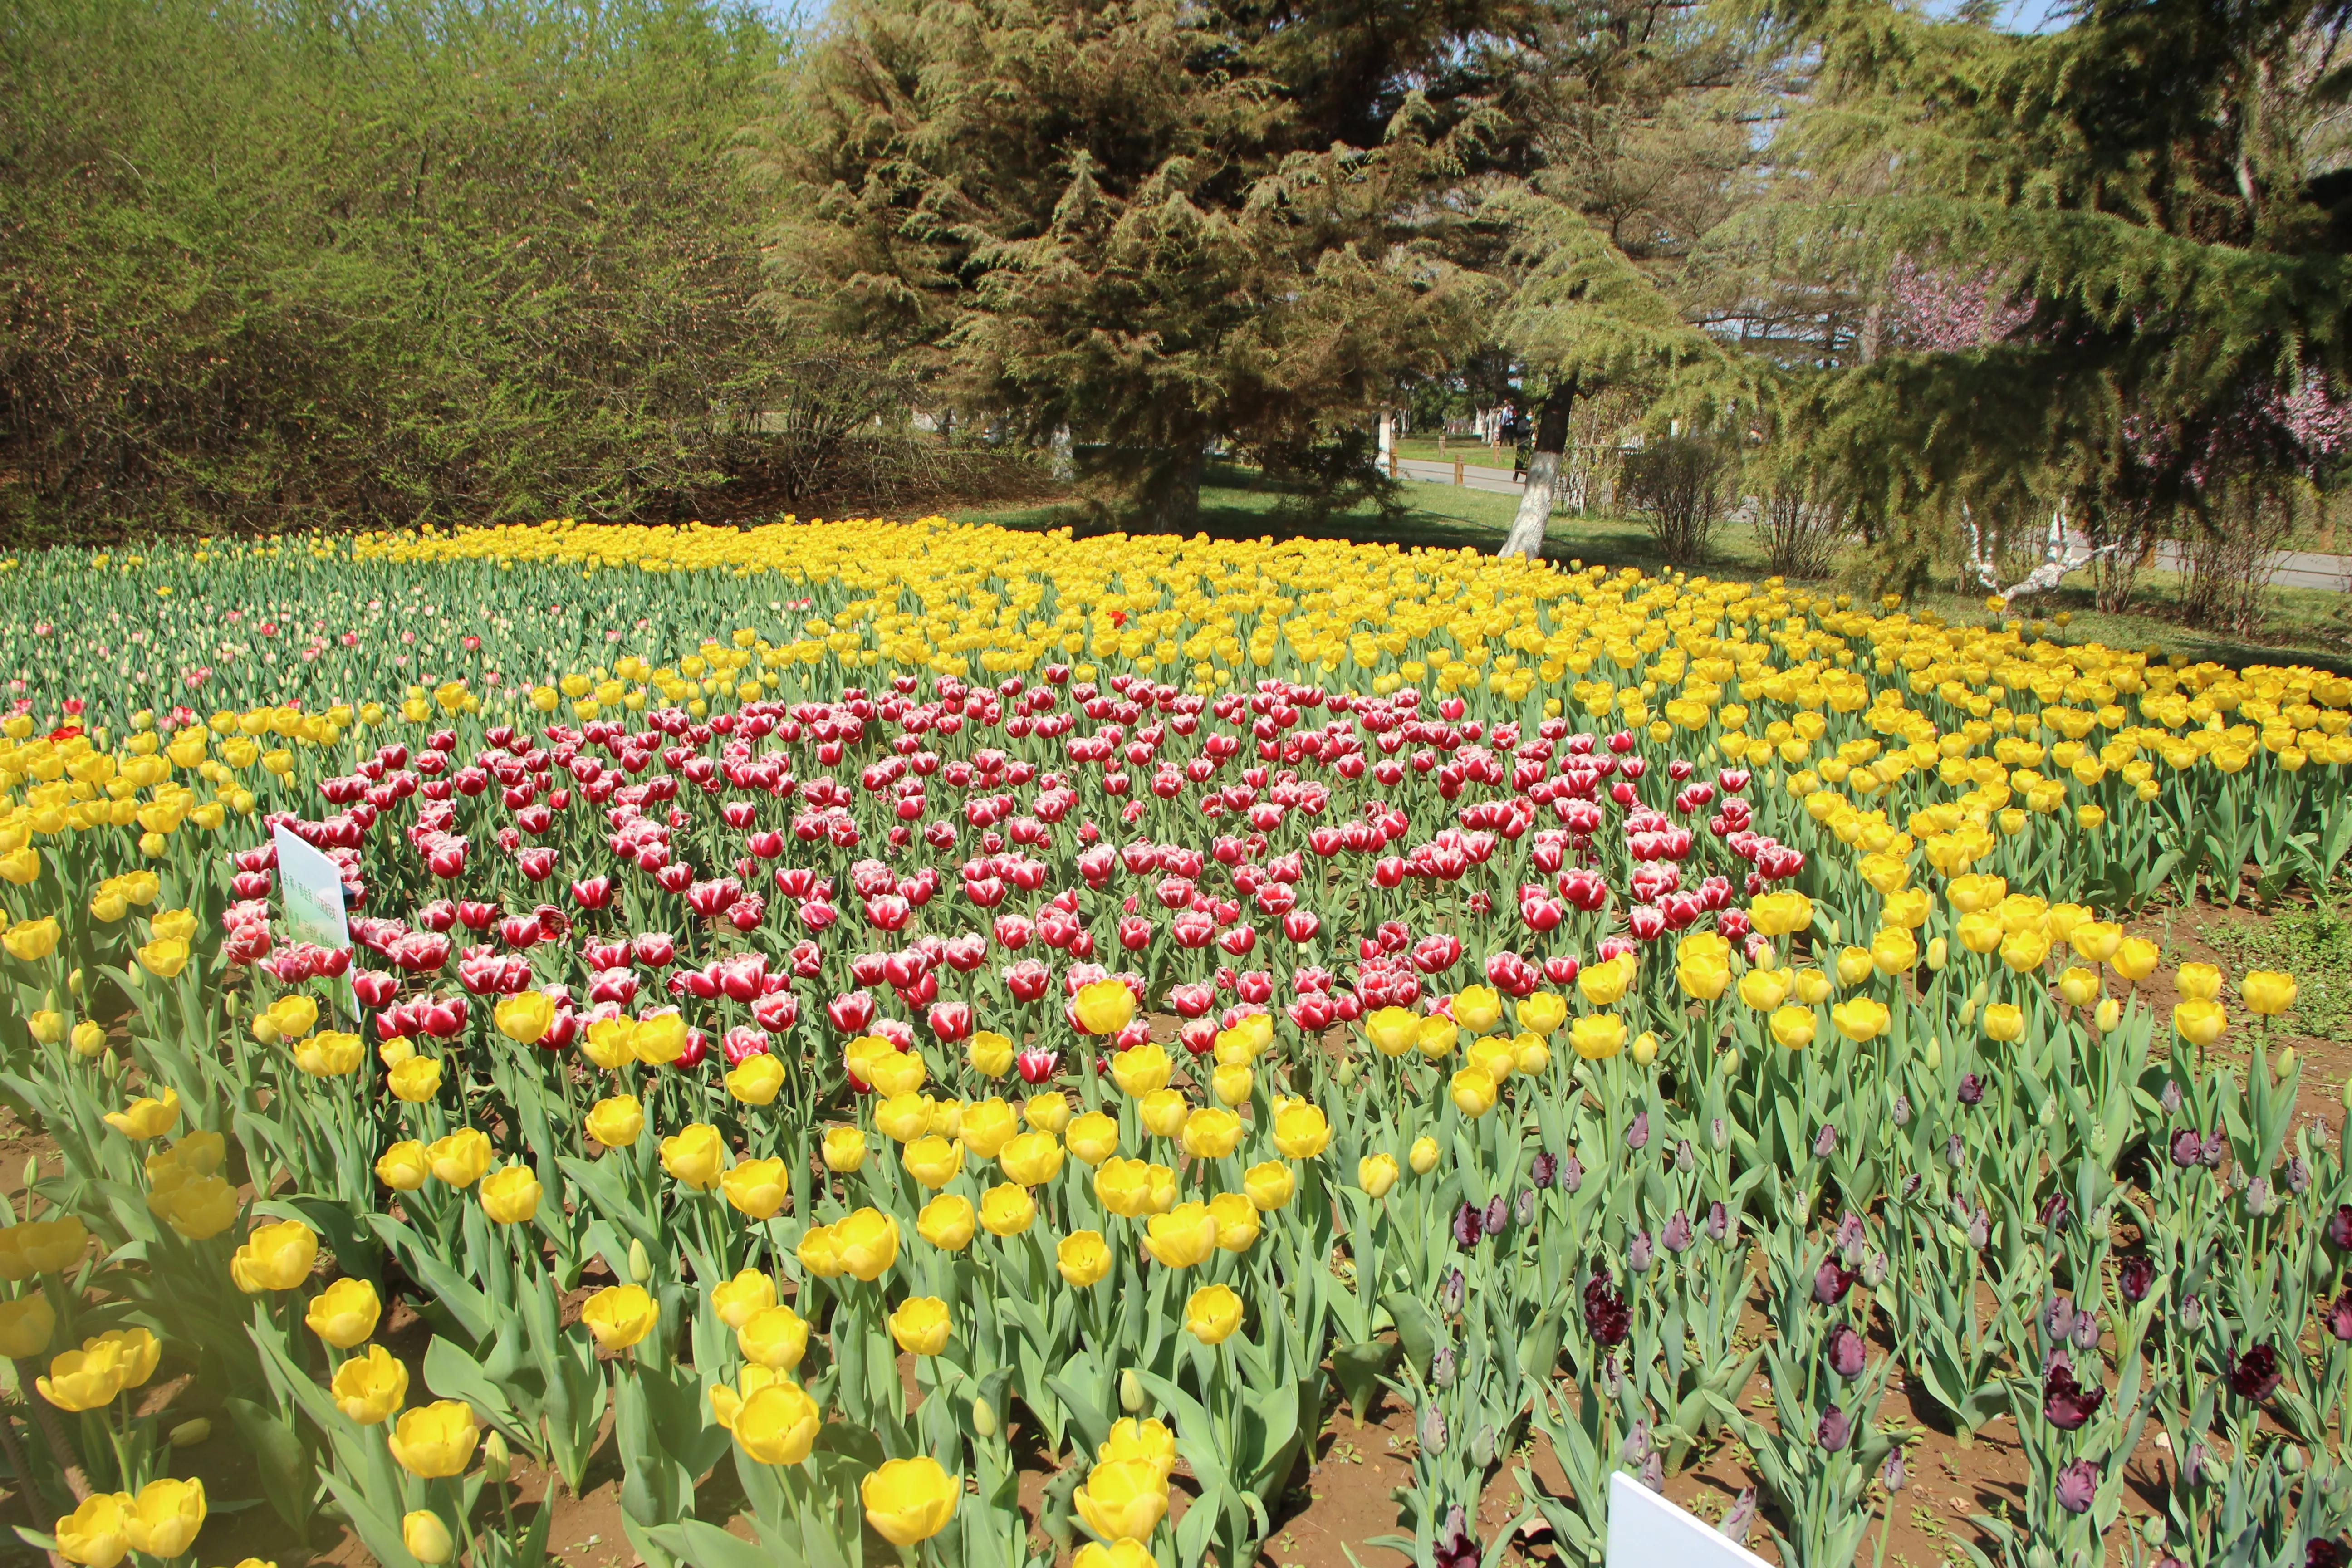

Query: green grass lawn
left=945, top=465, right=2352, bottom=673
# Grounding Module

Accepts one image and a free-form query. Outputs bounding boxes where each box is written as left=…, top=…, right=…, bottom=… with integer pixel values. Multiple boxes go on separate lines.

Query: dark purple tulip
left=2119, top=1257, right=2155, bottom=1303
left=1833, top=1211, right=1866, bottom=1257
left=1441, top=1268, right=1465, bottom=1314
left=1529, top=1151, right=1559, bottom=1189
left=1515, top=1188, right=1537, bottom=1226
left=1946, top=1133, right=1965, bottom=1169
left=2179, top=1294, right=2204, bottom=1332
left=1638, top=1451, right=1664, bottom=1490
left=2185, top=1440, right=2210, bottom=1486
left=2310, top=1539, right=2347, bottom=1568
left=1661, top=1209, right=1695, bottom=1253
left=2171, top=1129, right=2205, bottom=1168
left=2201, top=1131, right=2227, bottom=1168
left=1827, top=1323, right=1867, bottom=1380
left=1559, top=1155, right=1584, bottom=1193
left=1626, top=1111, right=1649, bottom=1151
left=1706, top=1200, right=1730, bottom=1242
left=2038, top=1191, right=2070, bottom=1229
left=1816, top=1406, right=1851, bottom=1451
left=1862, top=1249, right=1888, bottom=1289
left=1628, top=1229, right=1656, bottom=1274
left=1419, top=1403, right=1447, bottom=1455
left=2044, top=1294, right=2078, bottom=1341
left=2329, top=1205, right=2352, bottom=1250
left=2043, top=1364, right=2104, bottom=1430
left=1431, top=1345, right=1456, bottom=1388
left=1719, top=1489, right=1756, bottom=1545
left=1583, top=1275, right=1629, bottom=1346
left=1674, top=1139, right=1694, bottom=1172
left=1482, top=1195, right=1509, bottom=1236
left=1814, top=1124, right=1839, bottom=1158
left=2328, top=1291, right=2352, bottom=1343
left=1815, top=1259, right=1858, bottom=1305
left=2054, top=1458, right=2098, bottom=1515
left=1618, top=1418, right=1653, bottom=1468
left=2231, top=1342, right=2283, bottom=1402
left=2160, top=1078, right=2183, bottom=1114
left=1452, top=1202, right=1482, bottom=1248
left=2286, top=1156, right=2311, bottom=1195
left=1966, top=1207, right=1991, bottom=1250
left=2245, top=1178, right=2274, bottom=1219
left=1957, top=1073, right=1984, bottom=1105
left=1891, top=1093, right=1911, bottom=1127
left=1432, top=1507, right=1477, bottom=1568
left=1881, top=1449, right=1908, bottom=1493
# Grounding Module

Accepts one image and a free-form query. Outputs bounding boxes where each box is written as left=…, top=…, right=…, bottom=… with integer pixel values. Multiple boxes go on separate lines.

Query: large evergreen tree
left=763, top=0, right=1506, bottom=526
left=1722, top=0, right=2352, bottom=587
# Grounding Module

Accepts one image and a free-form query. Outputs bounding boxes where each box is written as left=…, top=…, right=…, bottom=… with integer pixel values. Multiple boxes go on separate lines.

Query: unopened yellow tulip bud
left=1409, top=1135, right=1440, bottom=1175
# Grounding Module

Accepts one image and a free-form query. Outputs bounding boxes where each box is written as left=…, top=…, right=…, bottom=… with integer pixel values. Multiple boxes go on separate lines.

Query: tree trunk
left=1500, top=379, right=1578, bottom=558
left=1136, top=446, right=1203, bottom=532
left=1050, top=425, right=1074, bottom=482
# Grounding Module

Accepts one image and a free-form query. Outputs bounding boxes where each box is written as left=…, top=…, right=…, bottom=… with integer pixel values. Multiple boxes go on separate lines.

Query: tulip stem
left=0, top=1399, right=66, bottom=1528
left=11, top=1369, right=88, bottom=1504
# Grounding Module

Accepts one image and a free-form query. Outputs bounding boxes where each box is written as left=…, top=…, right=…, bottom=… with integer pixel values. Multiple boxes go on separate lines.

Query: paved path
left=1385, top=452, right=2352, bottom=591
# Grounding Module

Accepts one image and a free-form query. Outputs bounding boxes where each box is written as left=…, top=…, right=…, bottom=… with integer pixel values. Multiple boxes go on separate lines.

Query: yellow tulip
left=1362, top=1006, right=1421, bottom=1055
left=917, top=1193, right=977, bottom=1250
left=1073, top=979, right=1138, bottom=1036
left=723, top=1157, right=790, bottom=1220
left=2243, top=970, right=2298, bottom=1017
left=960, top=1098, right=1019, bottom=1158
left=584, top=1095, right=645, bottom=1149
left=711, top=1269, right=775, bottom=1330
left=727, top=1054, right=785, bottom=1105
left=1066, top=1111, right=1121, bottom=1165
left=135, top=938, right=189, bottom=980
left=1358, top=1153, right=1400, bottom=1197
left=888, top=1296, right=952, bottom=1356
left=387, top=1056, right=444, bottom=1102
left=305, top=1277, right=382, bottom=1348
left=375, top=1139, right=431, bottom=1191
left=833, top=1208, right=901, bottom=1280
left=873, top=1092, right=932, bottom=1143
left=999, top=1130, right=1065, bottom=1186
left=1109, top=1043, right=1171, bottom=1097
left=388, top=1400, right=479, bottom=1479
left=1183, top=1282, right=1245, bottom=1344
left=1073, top=1458, right=1170, bottom=1542
left=103, top=1089, right=180, bottom=1141
left=230, top=1219, right=318, bottom=1294
left=1515, top=992, right=1567, bottom=1035
left=1024, top=1093, right=1072, bottom=1133
left=1058, top=1229, right=1112, bottom=1287
left=1180, top=1107, right=1243, bottom=1160
left=1830, top=998, right=1890, bottom=1043
left=123, top=1476, right=206, bottom=1559
left=579, top=1284, right=660, bottom=1350
left=1073, top=1542, right=1156, bottom=1568
left=492, top=990, right=554, bottom=1045
left=732, top=1380, right=821, bottom=1465
left=1243, top=1160, right=1294, bottom=1210
left=1569, top=1013, right=1625, bottom=1060
left=739, top=1304, right=809, bottom=1370
left=53, top=1492, right=132, bottom=1568
left=1271, top=1102, right=1330, bottom=1158
left=2112, top=937, right=2161, bottom=981
left=426, top=1127, right=492, bottom=1187
left=402, top=1511, right=455, bottom=1566
left=979, top=1183, right=1036, bottom=1237
left=1450, top=1068, right=1498, bottom=1117
left=660, top=1123, right=725, bottom=1189
left=1768, top=1005, right=1816, bottom=1051
left=1450, top=985, right=1503, bottom=1032
left=1409, top=1135, right=1440, bottom=1175
left=2056, top=966, right=2102, bottom=1007
left=329, top=1344, right=409, bottom=1425
left=966, top=1030, right=1015, bottom=1078
left=2174, top=998, right=2229, bottom=1047
left=480, top=1164, right=543, bottom=1225
left=1142, top=1202, right=1218, bottom=1269
left=861, top=1456, right=960, bottom=1546
left=820, top=1127, right=869, bottom=1174
left=2176, top=962, right=2222, bottom=1002
left=0, top=1294, right=55, bottom=1359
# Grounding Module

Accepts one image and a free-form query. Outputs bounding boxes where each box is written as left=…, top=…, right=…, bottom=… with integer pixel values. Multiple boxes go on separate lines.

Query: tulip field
left=2, top=517, right=2352, bottom=1568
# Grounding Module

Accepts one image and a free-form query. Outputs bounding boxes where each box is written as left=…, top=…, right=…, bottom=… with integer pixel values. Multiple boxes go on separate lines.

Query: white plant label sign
left=1606, top=1472, right=1773, bottom=1568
